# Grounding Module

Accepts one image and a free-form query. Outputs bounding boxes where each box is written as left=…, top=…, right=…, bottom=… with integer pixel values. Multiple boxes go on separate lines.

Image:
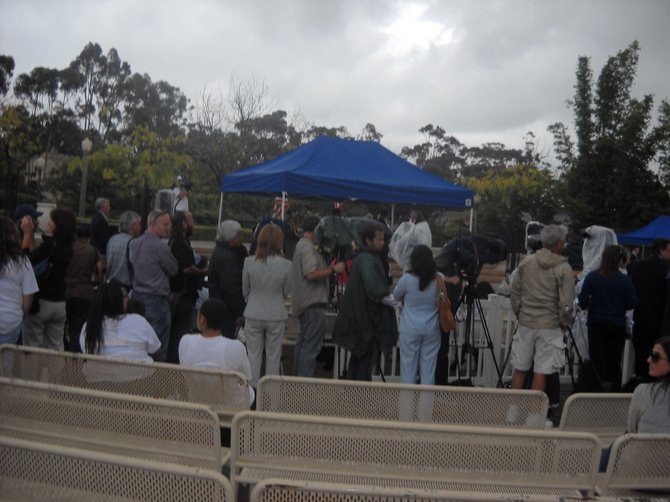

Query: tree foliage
left=0, top=55, right=15, bottom=97
left=466, top=163, right=563, bottom=252
left=549, top=41, right=669, bottom=232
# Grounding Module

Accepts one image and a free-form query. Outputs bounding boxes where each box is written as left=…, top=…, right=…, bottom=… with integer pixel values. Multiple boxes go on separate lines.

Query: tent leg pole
left=469, top=207, right=474, bottom=232
left=281, top=191, right=287, bottom=220
left=218, top=192, right=224, bottom=228
left=391, top=204, right=395, bottom=228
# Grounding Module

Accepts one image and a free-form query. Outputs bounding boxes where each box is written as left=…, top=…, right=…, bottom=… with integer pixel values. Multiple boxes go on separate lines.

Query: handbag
left=435, top=273, right=456, bottom=333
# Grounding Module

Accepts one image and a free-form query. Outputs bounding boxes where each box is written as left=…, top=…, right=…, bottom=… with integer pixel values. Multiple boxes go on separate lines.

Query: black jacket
left=208, top=242, right=248, bottom=319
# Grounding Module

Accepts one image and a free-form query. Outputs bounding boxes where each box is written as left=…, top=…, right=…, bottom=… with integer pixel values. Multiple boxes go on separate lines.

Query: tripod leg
left=473, top=297, right=504, bottom=387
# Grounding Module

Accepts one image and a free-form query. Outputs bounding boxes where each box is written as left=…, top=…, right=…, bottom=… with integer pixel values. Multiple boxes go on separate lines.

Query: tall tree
left=401, top=124, right=466, bottom=181
left=123, top=73, right=189, bottom=138
left=655, top=99, right=670, bottom=186
left=358, top=123, right=383, bottom=142
left=0, top=55, right=15, bottom=98
left=549, top=41, right=669, bottom=232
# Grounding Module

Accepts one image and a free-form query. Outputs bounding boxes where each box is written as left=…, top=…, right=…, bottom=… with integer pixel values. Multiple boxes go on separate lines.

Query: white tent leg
left=218, top=192, right=224, bottom=227
left=469, top=207, right=474, bottom=231
left=281, top=191, right=287, bottom=220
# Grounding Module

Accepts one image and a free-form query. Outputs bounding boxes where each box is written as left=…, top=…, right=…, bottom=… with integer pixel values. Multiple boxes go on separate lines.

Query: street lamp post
left=78, top=137, right=93, bottom=218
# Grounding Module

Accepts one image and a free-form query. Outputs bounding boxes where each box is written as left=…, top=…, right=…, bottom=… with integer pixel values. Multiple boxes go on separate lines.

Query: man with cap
left=14, top=204, right=42, bottom=245
left=291, top=215, right=345, bottom=377
left=208, top=220, right=248, bottom=339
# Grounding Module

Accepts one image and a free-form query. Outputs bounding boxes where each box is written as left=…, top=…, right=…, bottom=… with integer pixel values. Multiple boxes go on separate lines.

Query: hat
left=13, top=204, right=42, bottom=220
left=217, top=220, right=242, bottom=243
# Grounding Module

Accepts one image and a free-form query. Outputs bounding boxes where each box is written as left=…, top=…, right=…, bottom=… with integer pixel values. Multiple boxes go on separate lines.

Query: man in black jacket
left=630, top=238, right=670, bottom=380
left=167, top=211, right=206, bottom=363
left=332, top=224, right=397, bottom=381
left=89, top=198, right=113, bottom=256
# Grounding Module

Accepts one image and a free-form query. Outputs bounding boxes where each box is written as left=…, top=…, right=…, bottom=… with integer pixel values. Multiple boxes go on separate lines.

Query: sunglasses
left=649, top=351, right=669, bottom=363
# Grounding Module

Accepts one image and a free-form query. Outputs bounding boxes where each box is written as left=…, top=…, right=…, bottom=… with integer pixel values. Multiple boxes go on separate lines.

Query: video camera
left=436, top=234, right=507, bottom=282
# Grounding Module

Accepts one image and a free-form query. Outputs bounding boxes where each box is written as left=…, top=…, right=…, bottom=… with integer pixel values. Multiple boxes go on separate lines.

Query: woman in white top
left=80, top=280, right=160, bottom=363
left=0, top=216, right=39, bottom=344
left=242, top=223, right=292, bottom=386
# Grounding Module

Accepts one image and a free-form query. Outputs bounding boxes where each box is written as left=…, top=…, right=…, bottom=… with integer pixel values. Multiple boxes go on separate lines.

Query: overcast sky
left=2, top=0, right=669, bottom=163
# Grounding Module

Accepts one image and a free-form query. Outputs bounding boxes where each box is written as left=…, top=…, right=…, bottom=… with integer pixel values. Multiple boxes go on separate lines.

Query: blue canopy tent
left=220, top=137, right=474, bottom=216
left=617, top=215, right=670, bottom=245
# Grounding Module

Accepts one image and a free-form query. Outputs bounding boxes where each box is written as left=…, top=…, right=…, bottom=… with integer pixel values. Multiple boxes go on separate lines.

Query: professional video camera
left=315, top=216, right=391, bottom=260
left=435, top=234, right=507, bottom=281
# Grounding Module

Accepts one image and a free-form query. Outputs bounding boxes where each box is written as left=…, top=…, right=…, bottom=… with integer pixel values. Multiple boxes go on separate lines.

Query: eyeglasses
left=649, top=350, right=669, bottom=363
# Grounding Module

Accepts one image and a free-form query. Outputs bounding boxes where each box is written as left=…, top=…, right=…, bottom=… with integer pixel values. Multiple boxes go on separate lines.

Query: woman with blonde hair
left=242, top=223, right=292, bottom=386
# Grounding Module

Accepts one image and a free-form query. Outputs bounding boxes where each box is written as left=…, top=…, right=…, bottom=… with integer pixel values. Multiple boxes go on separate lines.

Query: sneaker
left=544, top=419, right=554, bottom=429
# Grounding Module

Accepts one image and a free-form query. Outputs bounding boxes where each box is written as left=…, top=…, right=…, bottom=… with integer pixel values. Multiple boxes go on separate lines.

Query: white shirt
left=179, top=333, right=255, bottom=402
left=80, top=314, right=160, bottom=363
left=0, top=257, right=39, bottom=333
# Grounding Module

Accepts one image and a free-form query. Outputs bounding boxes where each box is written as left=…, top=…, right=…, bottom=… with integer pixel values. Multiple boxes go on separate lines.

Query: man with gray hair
left=129, top=209, right=179, bottom=361
left=89, top=197, right=113, bottom=255
left=510, top=224, right=574, bottom=393
left=105, top=211, right=142, bottom=289
left=208, top=220, right=248, bottom=338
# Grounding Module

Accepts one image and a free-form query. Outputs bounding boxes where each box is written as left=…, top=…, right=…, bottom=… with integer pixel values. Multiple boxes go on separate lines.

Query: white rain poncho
left=389, top=221, right=432, bottom=271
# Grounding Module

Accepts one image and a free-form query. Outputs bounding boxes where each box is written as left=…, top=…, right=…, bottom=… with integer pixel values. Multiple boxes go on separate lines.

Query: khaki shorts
left=510, top=325, right=565, bottom=374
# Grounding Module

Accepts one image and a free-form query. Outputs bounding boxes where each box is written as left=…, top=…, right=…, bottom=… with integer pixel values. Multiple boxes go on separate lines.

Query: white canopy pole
left=391, top=204, right=395, bottom=228
left=218, top=192, right=224, bottom=227
left=281, top=191, right=287, bottom=220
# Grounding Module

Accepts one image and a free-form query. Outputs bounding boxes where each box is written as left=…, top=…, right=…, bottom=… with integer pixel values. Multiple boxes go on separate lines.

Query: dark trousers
left=434, top=330, right=451, bottom=385
left=345, top=340, right=380, bottom=381
left=167, top=293, right=196, bottom=364
left=588, top=320, right=626, bottom=392
left=65, top=297, right=90, bottom=352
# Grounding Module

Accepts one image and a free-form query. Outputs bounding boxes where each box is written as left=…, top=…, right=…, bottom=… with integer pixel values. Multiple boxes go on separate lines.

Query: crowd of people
left=0, top=201, right=668, bottom=437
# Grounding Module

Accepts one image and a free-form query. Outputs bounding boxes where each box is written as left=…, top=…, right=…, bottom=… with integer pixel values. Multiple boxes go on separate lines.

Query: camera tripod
left=451, top=279, right=505, bottom=388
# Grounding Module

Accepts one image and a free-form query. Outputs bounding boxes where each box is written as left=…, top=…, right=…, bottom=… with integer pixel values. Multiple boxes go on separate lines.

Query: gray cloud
left=1, top=0, right=668, bottom=157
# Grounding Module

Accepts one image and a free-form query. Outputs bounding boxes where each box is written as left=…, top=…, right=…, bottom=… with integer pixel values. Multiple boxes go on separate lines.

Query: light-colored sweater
left=510, top=248, right=575, bottom=329
left=628, top=382, right=670, bottom=433
left=242, top=255, right=292, bottom=321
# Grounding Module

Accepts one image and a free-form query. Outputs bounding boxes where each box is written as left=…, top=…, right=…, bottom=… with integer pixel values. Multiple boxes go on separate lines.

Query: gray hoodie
left=510, top=248, right=575, bottom=329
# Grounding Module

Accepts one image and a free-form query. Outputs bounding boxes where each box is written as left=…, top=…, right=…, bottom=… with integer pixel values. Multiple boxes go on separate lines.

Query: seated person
left=601, top=335, right=670, bottom=472
left=79, top=281, right=160, bottom=384
left=80, top=280, right=160, bottom=363
left=628, top=336, right=670, bottom=433
left=179, top=299, right=255, bottom=403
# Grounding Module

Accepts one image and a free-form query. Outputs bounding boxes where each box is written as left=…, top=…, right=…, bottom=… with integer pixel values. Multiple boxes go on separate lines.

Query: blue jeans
left=0, top=324, right=21, bottom=345
left=131, top=292, right=171, bottom=362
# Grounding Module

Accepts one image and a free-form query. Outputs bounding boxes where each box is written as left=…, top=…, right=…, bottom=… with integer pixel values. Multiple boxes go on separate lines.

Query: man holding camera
left=291, top=215, right=345, bottom=377
left=509, top=225, right=574, bottom=393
